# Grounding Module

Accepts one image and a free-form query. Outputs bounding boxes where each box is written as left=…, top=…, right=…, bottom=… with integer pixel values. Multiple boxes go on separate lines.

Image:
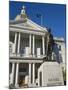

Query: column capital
left=12, top=62, right=15, bottom=64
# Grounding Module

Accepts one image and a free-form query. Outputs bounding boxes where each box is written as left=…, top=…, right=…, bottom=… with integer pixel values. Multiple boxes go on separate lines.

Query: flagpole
left=41, top=14, right=43, bottom=26
left=36, top=14, right=43, bottom=26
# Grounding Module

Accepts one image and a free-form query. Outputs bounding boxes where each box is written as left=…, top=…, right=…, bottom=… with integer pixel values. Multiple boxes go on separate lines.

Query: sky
left=9, top=1, right=66, bottom=40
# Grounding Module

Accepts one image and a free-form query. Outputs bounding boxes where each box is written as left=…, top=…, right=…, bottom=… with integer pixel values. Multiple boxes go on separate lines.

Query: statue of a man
left=46, top=28, right=54, bottom=60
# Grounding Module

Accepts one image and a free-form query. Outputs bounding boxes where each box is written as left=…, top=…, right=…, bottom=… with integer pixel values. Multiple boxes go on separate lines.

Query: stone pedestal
left=38, top=62, right=64, bottom=87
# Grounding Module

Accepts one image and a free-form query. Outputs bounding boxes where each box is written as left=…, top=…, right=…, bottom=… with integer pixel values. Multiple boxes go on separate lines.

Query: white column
left=29, top=34, right=31, bottom=54
left=42, top=36, right=45, bottom=55
left=14, top=32, right=17, bottom=53
left=33, top=35, right=35, bottom=55
left=17, top=33, right=21, bottom=54
left=11, top=63, right=15, bottom=84
left=29, top=63, right=31, bottom=85
left=38, top=71, right=40, bottom=86
left=15, top=63, right=19, bottom=87
left=33, top=63, right=35, bottom=84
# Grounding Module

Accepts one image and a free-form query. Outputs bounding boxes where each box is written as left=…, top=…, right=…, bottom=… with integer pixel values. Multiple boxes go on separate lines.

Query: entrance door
left=19, top=76, right=25, bottom=87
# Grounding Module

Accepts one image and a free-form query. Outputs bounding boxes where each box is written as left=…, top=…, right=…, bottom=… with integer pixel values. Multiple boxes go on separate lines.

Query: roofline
left=54, top=37, right=65, bottom=42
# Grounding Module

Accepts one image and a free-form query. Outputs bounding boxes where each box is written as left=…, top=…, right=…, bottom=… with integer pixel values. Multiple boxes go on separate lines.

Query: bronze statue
left=46, top=28, right=54, bottom=60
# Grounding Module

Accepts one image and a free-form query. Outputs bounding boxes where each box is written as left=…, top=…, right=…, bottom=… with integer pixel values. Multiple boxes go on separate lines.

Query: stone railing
left=9, top=45, right=46, bottom=58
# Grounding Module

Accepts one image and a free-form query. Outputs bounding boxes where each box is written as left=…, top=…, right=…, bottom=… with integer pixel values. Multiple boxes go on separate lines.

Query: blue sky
left=9, top=1, right=66, bottom=40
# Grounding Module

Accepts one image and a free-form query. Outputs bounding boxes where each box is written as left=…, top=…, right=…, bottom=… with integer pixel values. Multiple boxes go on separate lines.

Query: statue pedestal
left=38, top=61, right=64, bottom=86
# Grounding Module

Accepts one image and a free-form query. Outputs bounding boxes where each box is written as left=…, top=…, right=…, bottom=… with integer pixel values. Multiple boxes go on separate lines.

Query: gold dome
left=15, top=6, right=27, bottom=22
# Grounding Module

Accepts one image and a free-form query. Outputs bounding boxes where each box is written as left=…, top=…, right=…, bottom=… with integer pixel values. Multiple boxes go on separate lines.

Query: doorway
left=19, top=76, right=25, bottom=87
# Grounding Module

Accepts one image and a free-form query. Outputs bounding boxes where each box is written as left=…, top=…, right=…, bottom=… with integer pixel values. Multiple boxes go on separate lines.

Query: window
left=19, top=68, right=26, bottom=72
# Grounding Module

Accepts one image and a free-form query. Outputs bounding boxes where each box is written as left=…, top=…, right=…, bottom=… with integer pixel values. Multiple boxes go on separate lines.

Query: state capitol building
left=9, top=6, right=66, bottom=88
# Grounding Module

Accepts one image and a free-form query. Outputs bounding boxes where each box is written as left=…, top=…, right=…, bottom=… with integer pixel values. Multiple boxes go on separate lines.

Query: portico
left=10, top=31, right=46, bottom=57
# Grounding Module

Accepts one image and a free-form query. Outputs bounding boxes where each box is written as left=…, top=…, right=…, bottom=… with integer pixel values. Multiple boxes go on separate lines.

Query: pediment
left=10, top=16, right=47, bottom=33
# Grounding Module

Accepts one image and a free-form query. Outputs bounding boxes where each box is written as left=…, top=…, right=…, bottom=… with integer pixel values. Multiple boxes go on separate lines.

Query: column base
left=15, top=84, right=19, bottom=88
left=33, top=54, right=35, bottom=57
left=32, top=83, right=36, bottom=87
left=28, top=83, right=32, bottom=87
left=28, top=83, right=36, bottom=87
